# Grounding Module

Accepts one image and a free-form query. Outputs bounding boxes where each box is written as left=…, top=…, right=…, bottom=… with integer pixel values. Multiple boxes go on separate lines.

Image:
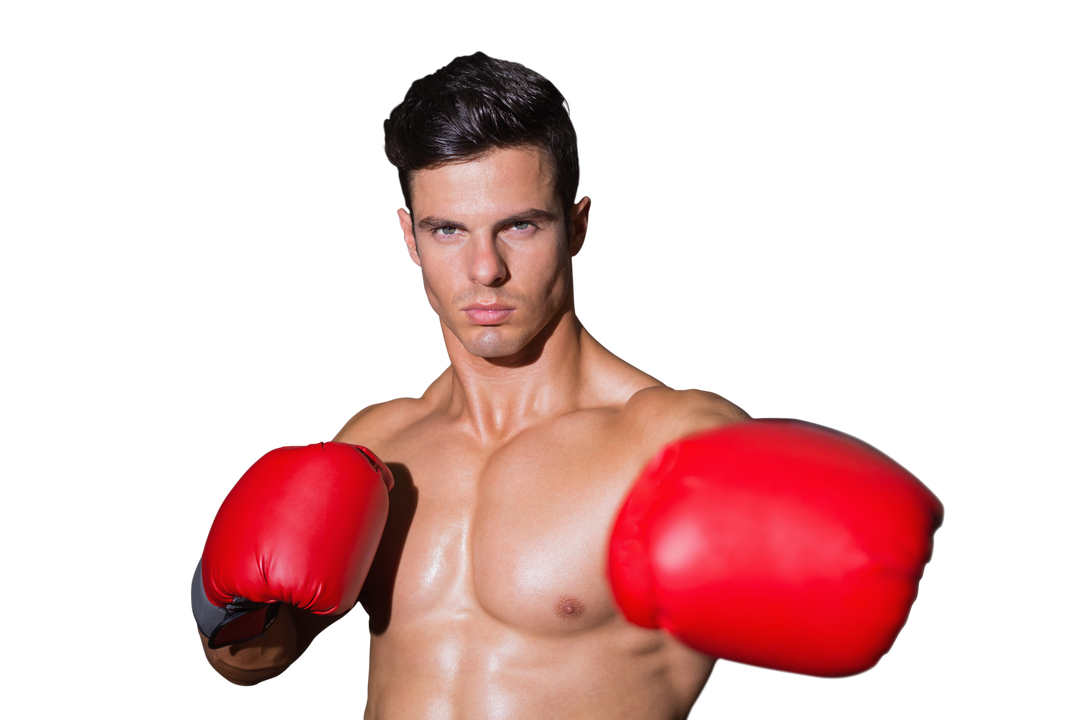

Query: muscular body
left=339, top=337, right=746, bottom=719
left=198, top=146, right=778, bottom=717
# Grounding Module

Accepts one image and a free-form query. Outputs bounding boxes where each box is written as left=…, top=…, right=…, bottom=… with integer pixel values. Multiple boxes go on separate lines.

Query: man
left=192, top=53, right=941, bottom=718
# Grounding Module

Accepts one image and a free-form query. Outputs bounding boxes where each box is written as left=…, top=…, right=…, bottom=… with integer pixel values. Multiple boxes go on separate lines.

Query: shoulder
left=621, top=386, right=751, bottom=450
left=333, top=396, right=432, bottom=446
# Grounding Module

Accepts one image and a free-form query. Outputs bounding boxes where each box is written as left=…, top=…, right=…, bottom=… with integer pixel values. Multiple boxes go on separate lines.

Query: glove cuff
left=190, top=560, right=280, bottom=649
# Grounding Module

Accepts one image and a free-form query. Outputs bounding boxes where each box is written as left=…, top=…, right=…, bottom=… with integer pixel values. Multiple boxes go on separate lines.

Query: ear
left=398, top=208, right=422, bottom=266
left=568, top=196, right=591, bottom=257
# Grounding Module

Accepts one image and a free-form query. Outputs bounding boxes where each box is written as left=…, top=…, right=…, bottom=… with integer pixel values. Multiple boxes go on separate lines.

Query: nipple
left=553, top=595, right=585, bottom=620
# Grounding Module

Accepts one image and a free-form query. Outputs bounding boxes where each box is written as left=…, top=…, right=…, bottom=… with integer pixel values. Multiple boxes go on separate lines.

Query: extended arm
left=611, top=392, right=942, bottom=676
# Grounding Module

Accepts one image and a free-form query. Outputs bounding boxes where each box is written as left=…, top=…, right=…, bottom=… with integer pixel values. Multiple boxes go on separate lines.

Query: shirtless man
left=192, top=53, right=942, bottom=719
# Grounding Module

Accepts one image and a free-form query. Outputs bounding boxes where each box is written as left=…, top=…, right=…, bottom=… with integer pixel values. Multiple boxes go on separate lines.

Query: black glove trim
left=191, top=560, right=280, bottom=649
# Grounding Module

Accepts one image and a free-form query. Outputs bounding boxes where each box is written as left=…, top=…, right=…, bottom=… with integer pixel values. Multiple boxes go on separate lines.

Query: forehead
left=410, top=146, right=557, bottom=217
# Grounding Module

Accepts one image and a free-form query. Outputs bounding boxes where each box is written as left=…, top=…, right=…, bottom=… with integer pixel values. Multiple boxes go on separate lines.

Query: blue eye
left=513, top=221, right=531, bottom=231
left=437, top=226, right=457, bottom=236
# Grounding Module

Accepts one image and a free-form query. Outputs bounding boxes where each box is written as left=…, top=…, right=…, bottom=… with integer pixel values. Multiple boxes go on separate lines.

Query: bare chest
left=360, top=415, right=645, bottom=638
left=349, top=388, right=731, bottom=718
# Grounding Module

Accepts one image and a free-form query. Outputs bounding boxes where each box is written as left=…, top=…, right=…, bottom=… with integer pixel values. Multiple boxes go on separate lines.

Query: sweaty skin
left=201, top=147, right=748, bottom=719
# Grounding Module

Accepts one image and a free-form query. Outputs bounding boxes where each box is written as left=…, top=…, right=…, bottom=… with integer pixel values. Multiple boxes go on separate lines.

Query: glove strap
left=191, top=561, right=280, bottom=650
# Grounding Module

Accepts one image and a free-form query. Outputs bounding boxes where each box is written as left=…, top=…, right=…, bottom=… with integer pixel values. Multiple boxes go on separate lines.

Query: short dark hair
left=384, top=53, right=579, bottom=229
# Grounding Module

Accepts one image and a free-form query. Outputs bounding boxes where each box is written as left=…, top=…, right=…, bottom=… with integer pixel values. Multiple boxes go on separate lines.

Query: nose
left=467, top=232, right=508, bottom=287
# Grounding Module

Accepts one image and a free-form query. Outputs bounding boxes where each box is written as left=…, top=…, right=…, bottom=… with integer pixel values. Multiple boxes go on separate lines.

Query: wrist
left=206, top=607, right=298, bottom=667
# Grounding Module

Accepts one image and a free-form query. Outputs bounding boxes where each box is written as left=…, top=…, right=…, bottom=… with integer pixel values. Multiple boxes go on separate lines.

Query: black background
left=156, top=32, right=959, bottom=716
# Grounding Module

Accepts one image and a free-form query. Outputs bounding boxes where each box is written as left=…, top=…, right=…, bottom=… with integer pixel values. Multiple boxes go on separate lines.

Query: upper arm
left=332, top=403, right=380, bottom=442
left=333, top=399, right=410, bottom=446
left=623, top=387, right=751, bottom=452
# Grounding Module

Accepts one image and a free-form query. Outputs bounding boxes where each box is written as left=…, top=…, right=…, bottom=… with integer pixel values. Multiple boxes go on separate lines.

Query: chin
left=465, top=337, right=526, bottom=359
left=461, top=327, right=530, bottom=359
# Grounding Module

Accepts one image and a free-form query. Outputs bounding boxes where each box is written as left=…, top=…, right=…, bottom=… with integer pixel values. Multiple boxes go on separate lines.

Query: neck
left=439, top=307, right=591, bottom=443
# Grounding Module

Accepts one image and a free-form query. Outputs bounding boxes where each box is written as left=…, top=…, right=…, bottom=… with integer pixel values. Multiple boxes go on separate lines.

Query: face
left=398, top=146, right=590, bottom=360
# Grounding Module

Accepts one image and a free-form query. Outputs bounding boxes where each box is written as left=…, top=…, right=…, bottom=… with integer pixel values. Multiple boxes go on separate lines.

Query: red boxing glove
left=194, top=442, right=393, bottom=648
left=608, top=419, right=942, bottom=677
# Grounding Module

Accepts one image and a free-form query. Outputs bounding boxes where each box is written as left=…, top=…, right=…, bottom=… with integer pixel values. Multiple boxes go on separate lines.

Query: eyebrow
left=416, top=208, right=558, bottom=231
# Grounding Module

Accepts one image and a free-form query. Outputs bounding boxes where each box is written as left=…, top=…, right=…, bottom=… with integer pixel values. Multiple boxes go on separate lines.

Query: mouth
left=463, top=303, right=515, bottom=325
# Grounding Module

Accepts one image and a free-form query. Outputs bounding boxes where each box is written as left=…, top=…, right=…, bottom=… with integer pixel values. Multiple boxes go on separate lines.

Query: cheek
left=420, top=266, right=451, bottom=315
left=419, top=260, right=462, bottom=313
left=534, top=249, right=570, bottom=298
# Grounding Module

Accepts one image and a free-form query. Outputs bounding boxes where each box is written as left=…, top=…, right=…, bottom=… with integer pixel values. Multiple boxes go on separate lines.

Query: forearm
left=199, top=604, right=299, bottom=686
left=291, top=603, right=345, bottom=655
left=198, top=603, right=345, bottom=685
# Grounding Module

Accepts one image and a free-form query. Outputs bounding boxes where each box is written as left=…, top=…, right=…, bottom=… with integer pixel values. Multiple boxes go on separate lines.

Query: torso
left=338, top=361, right=745, bottom=719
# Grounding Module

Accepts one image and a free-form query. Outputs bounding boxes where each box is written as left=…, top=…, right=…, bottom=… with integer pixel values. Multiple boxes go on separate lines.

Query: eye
left=435, top=226, right=459, bottom=236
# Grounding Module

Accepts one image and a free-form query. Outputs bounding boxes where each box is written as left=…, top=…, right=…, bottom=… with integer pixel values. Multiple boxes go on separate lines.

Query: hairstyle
left=384, top=52, right=579, bottom=231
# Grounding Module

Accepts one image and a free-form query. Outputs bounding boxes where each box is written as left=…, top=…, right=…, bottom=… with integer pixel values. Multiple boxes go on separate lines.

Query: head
left=385, top=54, right=589, bottom=362
left=384, top=52, right=579, bottom=237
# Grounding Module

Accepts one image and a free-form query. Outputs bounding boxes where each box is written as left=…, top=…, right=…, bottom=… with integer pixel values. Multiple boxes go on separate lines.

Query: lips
left=464, top=302, right=514, bottom=310
left=463, top=303, right=515, bottom=325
